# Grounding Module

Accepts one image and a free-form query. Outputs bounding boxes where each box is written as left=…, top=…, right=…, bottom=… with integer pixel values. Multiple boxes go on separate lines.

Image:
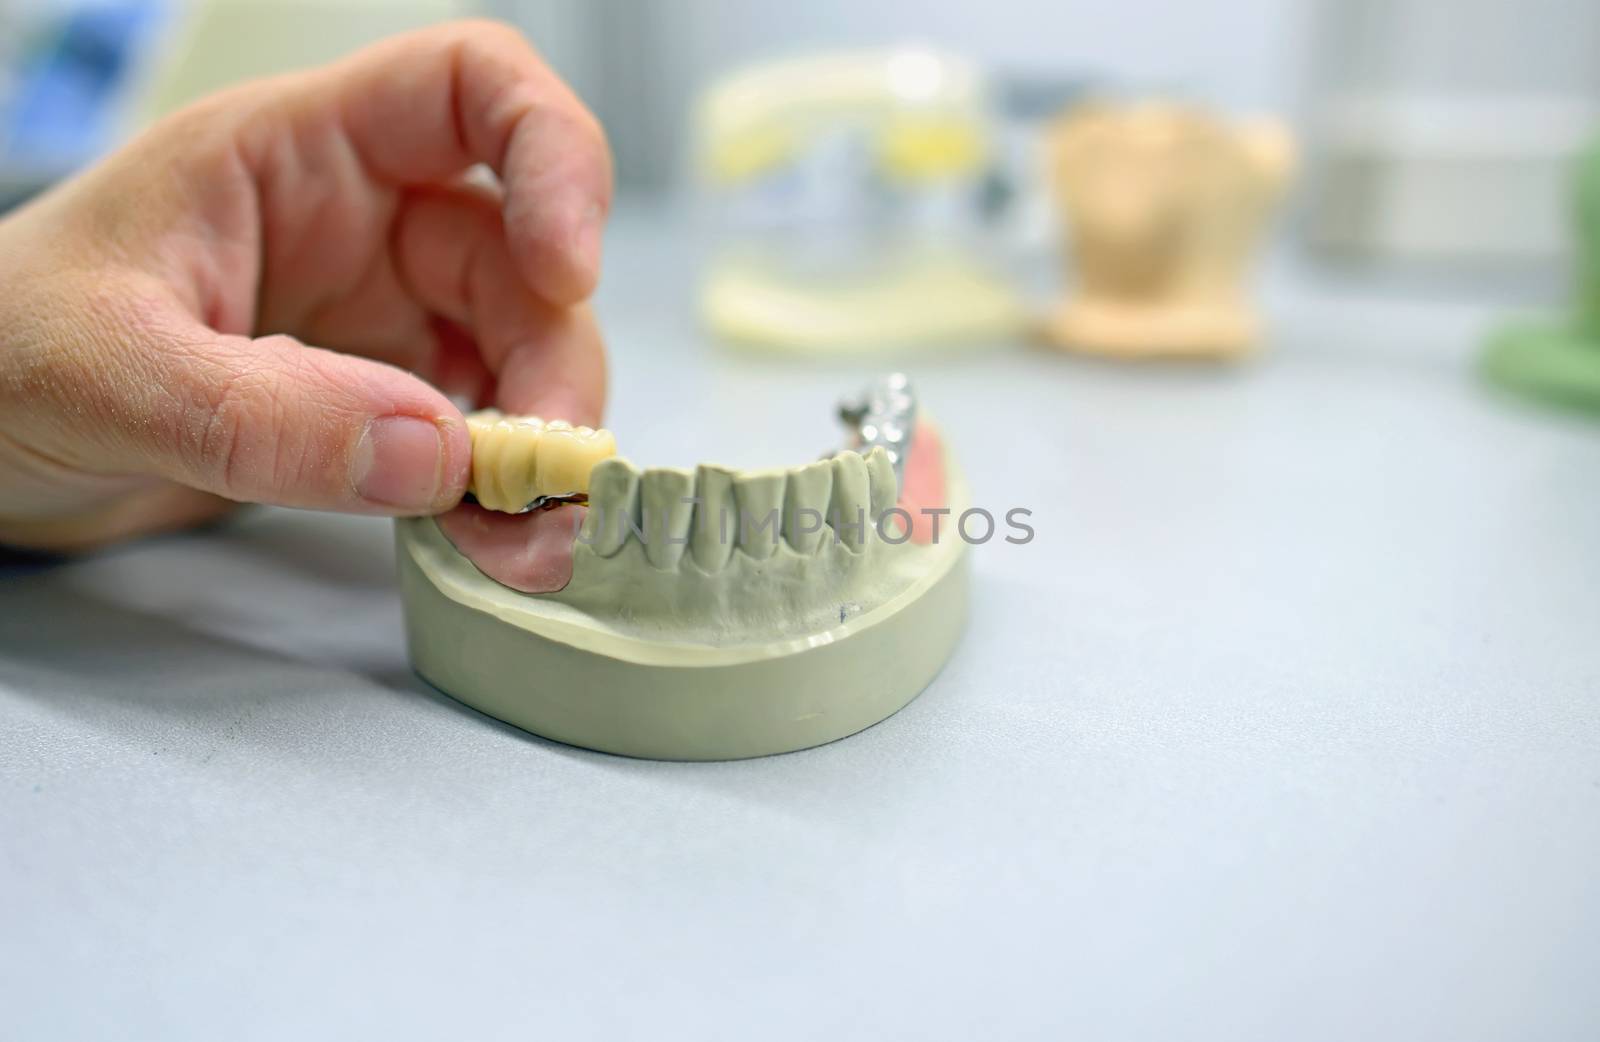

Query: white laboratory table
left=3, top=210, right=1598, bottom=1040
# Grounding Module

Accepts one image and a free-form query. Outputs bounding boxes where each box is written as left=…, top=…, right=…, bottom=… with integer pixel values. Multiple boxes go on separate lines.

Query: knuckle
left=189, top=367, right=264, bottom=495
left=180, top=345, right=298, bottom=497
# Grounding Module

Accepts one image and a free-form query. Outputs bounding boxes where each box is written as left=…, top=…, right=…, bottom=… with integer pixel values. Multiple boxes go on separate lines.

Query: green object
left=1483, top=137, right=1600, bottom=411
left=394, top=445, right=972, bottom=761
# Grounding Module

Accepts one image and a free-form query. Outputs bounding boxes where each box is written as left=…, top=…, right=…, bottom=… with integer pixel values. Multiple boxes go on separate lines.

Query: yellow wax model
left=464, top=411, right=616, bottom=512
left=697, top=48, right=1024, bottom=352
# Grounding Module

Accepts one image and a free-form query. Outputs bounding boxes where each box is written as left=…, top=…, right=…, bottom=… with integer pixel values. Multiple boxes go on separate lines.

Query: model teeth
left=465, top=410, right=617, bottom=512
left=579, top=458, right=639, bottom=557
left=639, top=467, right=695, bottom=570
left=863, top=446, right=898, bottom=519
left=575, top=448, right=904, bottom=569
left=828, top=451, right=871, bottom=552
left=691, top=464, right=738, bottom=572
left=783, top=460, right=833, bottom=553
left=732, top=468, right=786, bottom=560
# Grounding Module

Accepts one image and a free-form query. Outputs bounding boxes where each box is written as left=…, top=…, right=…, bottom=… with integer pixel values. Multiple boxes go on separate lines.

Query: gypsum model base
left=396, top=381, right=968, bottom=761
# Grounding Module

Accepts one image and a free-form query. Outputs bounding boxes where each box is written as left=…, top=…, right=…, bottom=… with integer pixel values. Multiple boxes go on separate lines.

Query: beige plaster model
left=464, top=411, right=616, bottom=512
left=396, top=378, right=968, bottom=760
left=1044, top=102, right=1294, bottom=359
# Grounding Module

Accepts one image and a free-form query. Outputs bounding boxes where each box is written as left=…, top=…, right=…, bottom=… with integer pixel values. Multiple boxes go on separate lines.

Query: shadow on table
left=0, top=582, right=394, bottom=758
left=218, top=508, right=400, bottom=591
left=0, top=563, right=988, bottom=831
left=0, top=507, right=1018, bottom=805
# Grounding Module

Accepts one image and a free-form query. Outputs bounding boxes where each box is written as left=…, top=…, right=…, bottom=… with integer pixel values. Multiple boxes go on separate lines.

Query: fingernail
left=352, top=416, right=443, bottom=511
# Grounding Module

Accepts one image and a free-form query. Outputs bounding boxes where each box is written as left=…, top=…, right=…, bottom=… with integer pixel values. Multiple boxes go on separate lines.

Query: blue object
left=2, top=1, right=169, bottom=177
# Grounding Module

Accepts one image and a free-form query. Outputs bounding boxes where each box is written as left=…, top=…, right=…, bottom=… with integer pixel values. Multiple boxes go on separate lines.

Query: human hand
left=0, top=20, right=611, bottom=551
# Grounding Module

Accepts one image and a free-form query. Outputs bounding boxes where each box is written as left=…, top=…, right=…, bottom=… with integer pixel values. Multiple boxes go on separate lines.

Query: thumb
left=108, top=318, right=470, bottom=514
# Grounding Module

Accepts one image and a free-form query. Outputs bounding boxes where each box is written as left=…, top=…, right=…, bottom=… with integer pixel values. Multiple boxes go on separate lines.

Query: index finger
left=308, top=19, right=612, bottom=305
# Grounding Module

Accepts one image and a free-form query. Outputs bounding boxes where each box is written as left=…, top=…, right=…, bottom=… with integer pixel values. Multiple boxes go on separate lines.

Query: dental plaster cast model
left=394, top=376, right=969, bottom=760
left=1483, top=137, right=1600, bottom=412
left=1044, top=102, right=1294, bottom=359
left=697, top=49, right=1023, bottom=351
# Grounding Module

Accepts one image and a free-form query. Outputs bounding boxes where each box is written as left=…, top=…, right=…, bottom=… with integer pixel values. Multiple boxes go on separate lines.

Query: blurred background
left=2, top=0, right=1595, bottom=287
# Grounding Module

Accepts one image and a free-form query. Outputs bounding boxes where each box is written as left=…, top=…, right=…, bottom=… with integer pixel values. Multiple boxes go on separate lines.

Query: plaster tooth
left=732, top=468, right=786, bottom=560
left=535, top=424, right=617, bottom=496
left=690, top=464, right=738, bottom=572
left=783, top=459, right=834, bottom=554
left=579, top=458, right=640, bottom=557
left=828, top=451, right=871, bottom=552
left=639, top=468, right=696, bottom=570
left=863, top=445, right=898, bottom=520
